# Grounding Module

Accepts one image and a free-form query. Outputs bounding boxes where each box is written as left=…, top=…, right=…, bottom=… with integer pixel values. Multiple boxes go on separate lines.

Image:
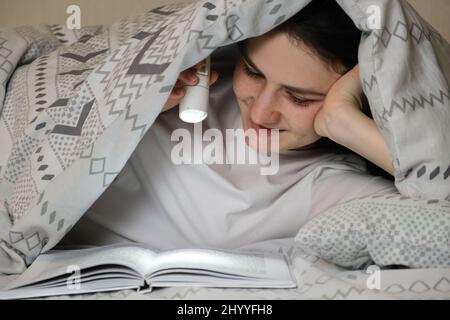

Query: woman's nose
left=249, top=89, right=280, bottom=125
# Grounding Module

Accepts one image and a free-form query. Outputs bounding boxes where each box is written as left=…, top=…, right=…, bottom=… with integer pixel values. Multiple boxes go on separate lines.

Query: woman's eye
left=289, top=94, right=315, bottom=107
left=241, top=61, right=316, bottom=108
left=242, top=62, right=262, bottom=79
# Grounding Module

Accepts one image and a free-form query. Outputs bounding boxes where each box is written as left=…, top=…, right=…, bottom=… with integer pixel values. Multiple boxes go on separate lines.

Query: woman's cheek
left=232, top=70, right=249, bottom=99
left=289, top=103, right=323, bottom=133
left=232, top=65, right=261, bottom=101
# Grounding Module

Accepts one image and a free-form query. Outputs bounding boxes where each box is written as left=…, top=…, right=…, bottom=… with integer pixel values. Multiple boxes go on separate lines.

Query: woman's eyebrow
left=238, top=42, right=327, bottom=97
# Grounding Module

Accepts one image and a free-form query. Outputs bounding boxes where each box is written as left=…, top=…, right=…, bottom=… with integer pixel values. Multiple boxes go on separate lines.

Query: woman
left=60, top=0, right=397, bottom=250
left=167, top=0, right=394, bottom=176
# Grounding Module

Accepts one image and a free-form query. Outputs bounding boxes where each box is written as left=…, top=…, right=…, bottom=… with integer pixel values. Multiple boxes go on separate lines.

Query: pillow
left=295, top=194, right=450, bottom=269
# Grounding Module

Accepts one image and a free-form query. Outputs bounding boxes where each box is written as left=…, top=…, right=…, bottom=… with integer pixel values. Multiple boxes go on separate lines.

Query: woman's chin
left=245, top=135, right=284, bottom=154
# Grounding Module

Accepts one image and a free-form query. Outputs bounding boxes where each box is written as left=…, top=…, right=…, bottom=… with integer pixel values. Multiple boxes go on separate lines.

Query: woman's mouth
left=249, top=118, right=284, bottom=134
left=251, top=120, right=270, bottom=133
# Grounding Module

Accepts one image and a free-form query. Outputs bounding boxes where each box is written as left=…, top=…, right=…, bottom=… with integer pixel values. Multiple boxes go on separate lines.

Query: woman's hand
left=314, top=65, right=363, bottom=139
left=161, top=60, right=219, bottom=113
left=314, top=65, right=395, bottom=176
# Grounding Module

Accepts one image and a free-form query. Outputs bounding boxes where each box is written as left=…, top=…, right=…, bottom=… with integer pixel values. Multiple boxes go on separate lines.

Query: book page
left=0, top=278, right=144, bottom=300
left=5, top=244, right=159, bottom=290
left=147, top=249, right=294, bottom=283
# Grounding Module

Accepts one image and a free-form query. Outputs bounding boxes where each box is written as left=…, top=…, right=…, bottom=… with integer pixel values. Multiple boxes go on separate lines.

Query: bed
left=1, top=0, right=449, bottom=299
left=1, top=238, right=449, bottom=300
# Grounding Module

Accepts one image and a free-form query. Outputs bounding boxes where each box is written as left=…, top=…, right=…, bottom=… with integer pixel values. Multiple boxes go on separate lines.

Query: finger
left=209, top=70, right=219, bottom=85
left=174, top=79, right=183, bottom=88
left=350, top=64, right=360, bottom=77
left=170, top=86, right=186, bottom=99
left=179, top=69, right=198, bottom=85
left=180, top=69, right=218, bottom=86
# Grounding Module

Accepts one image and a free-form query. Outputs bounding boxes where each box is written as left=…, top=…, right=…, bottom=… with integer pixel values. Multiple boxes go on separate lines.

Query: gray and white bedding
left=1, top=238, right=447, bottom=300
left=0, top=0, right=449, bottom=299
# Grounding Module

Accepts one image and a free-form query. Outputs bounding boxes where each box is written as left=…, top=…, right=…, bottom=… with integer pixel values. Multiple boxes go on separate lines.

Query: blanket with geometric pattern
left=0, top=0, right=449, bottom=275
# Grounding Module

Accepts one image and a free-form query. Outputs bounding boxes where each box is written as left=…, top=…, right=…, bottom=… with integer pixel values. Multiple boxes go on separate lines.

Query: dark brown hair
left=277, top=0, right=362, bottom=74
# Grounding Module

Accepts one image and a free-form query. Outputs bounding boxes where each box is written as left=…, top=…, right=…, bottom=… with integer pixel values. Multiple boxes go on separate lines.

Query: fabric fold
left=0, top=0, right=448, bottom=273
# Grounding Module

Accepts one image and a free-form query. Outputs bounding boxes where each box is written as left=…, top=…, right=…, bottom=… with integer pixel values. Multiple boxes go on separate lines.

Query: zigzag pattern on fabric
left=376, top=89, right=450, bottom=121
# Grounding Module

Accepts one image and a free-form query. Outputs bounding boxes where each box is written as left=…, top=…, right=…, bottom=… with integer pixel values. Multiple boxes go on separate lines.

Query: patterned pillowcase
left=295, top=194, right=450, bottom=269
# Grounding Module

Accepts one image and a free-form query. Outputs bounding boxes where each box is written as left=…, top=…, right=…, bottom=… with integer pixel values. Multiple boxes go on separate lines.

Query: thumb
left=209, top=70, right=219, bottom=85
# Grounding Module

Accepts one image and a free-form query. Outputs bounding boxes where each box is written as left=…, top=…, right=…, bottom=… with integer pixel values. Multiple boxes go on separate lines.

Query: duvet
left=0, top=0, right=449, bottom=276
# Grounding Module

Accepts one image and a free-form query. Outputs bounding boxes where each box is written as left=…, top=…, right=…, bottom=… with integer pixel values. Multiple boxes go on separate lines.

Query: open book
left=0, top=243, right=296, bottom=299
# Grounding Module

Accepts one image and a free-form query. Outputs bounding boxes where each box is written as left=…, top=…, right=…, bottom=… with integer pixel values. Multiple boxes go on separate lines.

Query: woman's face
left=232, top=31, right=342, bottom=152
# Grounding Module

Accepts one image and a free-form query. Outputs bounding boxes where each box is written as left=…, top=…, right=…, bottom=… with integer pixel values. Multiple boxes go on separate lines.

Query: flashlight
left=179, top=56, right=211, bottom=123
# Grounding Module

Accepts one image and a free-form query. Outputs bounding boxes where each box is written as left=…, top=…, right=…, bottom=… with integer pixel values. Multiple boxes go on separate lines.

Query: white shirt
left=61, top=45, right=397, bottom=250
